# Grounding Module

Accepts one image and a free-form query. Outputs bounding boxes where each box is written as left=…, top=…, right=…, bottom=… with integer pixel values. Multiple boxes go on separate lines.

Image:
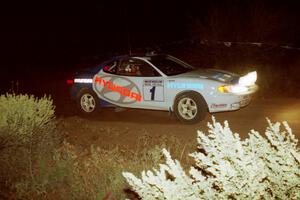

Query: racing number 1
left=150, top=86, right=156, bottom=101
left=143, top=80, right=163, bottom=101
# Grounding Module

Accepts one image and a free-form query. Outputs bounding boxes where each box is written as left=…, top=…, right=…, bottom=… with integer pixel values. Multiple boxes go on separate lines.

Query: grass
left=12, top=125, right=195, bottom=200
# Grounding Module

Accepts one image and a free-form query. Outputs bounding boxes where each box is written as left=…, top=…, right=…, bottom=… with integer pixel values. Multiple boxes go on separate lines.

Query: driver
left=129, top=64, right=141, bottom=76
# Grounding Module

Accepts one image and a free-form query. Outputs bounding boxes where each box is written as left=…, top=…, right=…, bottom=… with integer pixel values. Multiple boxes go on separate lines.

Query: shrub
left=0, top=93, right=55, bottom=146
left=0, top=93, right=59, bottom=197
left=123, top=117, right=300, bottom=199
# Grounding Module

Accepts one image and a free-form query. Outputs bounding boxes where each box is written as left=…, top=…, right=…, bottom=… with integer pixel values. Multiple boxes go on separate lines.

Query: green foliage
left=0, top=93, right=59, bottom=198
left=0, top=93, right=55, bottom=144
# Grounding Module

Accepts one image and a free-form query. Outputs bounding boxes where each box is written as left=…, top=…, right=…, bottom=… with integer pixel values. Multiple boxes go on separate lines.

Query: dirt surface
left=57, top=97, right=300, bottom=149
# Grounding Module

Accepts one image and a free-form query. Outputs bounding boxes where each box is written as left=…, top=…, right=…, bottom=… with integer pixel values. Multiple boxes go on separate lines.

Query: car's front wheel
left=77, top=89, right=100, bottom=115
left=174, top=92, right=207, bottom=124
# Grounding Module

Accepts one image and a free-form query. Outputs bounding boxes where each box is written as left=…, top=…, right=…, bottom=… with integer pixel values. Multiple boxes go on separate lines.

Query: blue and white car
left=68, top=53, right=258, bottom=124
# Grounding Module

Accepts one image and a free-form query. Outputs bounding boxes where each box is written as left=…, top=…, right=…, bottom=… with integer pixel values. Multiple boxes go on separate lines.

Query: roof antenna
left=123, top=6, right=132, bottom=55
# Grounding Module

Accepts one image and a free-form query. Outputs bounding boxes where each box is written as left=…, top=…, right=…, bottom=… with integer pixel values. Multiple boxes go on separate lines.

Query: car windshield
left=147, top=55, right=194, bottom=76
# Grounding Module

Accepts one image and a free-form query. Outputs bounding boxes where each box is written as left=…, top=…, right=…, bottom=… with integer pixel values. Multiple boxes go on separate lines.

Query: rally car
left=67, top=53, right=258, bottom=124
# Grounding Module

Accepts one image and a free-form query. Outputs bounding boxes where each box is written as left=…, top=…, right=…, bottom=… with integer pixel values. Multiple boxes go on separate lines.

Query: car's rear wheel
left=77, top=89, right=100, bottom=115
left=174, top=92, right=207, bottom=124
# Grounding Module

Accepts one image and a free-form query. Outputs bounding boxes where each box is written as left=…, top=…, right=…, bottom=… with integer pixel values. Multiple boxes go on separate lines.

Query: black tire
left=174, top=92, right=207, bottom=124
left=77, top=89, right=100, bottom=116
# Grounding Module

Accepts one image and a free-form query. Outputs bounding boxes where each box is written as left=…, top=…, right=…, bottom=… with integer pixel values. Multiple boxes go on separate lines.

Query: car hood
left=173, top=68, right=240, bottom=84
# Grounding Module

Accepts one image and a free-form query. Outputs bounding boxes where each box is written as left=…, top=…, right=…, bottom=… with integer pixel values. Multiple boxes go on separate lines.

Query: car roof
left=110, top=53, right=167, bottom=61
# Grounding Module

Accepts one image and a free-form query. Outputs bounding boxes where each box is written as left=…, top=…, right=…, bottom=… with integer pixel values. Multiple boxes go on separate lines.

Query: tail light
left=66, top=79, right=74, bottom=85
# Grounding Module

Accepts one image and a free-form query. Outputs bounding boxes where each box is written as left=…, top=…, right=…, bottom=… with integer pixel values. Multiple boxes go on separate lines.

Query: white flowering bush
left=123, top=117, right=300, bottom=199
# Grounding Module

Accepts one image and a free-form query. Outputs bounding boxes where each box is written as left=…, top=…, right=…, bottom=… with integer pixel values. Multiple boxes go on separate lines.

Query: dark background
left=1, top=0, right=300, bottom=99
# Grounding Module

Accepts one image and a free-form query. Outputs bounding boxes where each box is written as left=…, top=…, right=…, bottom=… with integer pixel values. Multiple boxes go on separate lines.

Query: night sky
left=1, top=0, right=300, bottom=91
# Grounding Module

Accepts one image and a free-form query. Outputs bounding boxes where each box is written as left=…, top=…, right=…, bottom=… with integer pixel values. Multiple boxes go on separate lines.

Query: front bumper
left=209, top=93, right=253, bottom=113
left=209, top=84, right=258, bottom=113
left=230, top=94, right=252, bottom=109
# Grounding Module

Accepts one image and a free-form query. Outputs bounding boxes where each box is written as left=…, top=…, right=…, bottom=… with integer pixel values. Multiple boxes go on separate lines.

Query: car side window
left=117, top=58, right=160, bottom=77
left=102, top=60, right=118, bottom=74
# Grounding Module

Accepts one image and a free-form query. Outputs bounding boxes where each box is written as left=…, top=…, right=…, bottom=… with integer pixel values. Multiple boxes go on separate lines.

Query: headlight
left=239, top=71, right=257, bottom=86
left=218, top=85, right=248, bottom=94
left=218, top=71, right=257, bottom=94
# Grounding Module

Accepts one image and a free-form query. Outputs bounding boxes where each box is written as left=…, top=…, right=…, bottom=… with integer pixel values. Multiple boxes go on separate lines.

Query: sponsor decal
left=143, top=80, right=163, bottom=87
left=210, top=103, right=227, bottom=109
left=167, top=82, right=203, bottom=89
left=94, top=76, right=141, bottom=104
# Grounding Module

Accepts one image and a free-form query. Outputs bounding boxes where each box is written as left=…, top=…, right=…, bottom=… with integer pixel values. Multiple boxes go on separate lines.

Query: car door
left=93, top=57, right=167, bottom=110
